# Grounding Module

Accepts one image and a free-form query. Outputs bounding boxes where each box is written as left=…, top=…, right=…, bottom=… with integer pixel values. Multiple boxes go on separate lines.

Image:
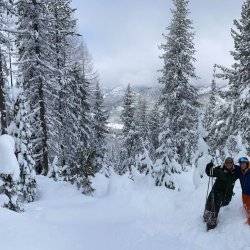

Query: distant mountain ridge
left=104, top=84, right=228, bottom=125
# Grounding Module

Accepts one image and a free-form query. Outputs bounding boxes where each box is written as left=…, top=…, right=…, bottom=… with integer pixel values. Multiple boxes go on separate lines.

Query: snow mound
left=0, top=134, right=20, bottom=180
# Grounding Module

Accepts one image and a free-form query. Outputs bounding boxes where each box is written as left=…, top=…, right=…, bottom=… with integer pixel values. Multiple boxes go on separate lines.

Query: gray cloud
left=73, top=0, right=243, bottom=88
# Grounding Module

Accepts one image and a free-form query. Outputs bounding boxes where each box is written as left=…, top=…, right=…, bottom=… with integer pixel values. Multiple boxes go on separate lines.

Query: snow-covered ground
left=1, top=172, right=250, bottom=250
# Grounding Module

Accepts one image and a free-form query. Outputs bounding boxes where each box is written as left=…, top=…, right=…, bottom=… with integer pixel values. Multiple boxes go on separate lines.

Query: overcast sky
left=72, top=0, right=243, bottom=88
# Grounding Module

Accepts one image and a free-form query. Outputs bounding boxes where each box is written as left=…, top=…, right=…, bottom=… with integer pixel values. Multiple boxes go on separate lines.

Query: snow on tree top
left=0, top=135, right=20, bottom=180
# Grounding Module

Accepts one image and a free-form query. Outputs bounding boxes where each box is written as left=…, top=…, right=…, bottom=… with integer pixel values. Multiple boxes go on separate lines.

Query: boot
left=203, top=210, right=210, bottom=223
left=206, top=214, right=217, bottom=231
left=207, top=221, right=217, bottom=231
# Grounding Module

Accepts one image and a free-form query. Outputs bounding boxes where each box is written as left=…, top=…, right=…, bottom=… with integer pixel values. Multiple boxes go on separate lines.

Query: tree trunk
left=39, top=79, right=49, bottom=176
left=0, top=49, right=7, bottom=134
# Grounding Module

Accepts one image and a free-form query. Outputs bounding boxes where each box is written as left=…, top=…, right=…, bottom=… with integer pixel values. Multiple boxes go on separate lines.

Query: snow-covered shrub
left=0, top=135, right=21, bottom=211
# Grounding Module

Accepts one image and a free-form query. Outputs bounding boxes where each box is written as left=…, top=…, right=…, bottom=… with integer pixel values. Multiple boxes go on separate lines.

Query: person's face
left=240, top=162, right=248, bottom=170
left=225, top=162, right=234, bottom=170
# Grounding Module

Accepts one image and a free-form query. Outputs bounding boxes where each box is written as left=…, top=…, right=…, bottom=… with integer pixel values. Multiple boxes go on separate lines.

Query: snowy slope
left=1, top=174, right=250, bottom=250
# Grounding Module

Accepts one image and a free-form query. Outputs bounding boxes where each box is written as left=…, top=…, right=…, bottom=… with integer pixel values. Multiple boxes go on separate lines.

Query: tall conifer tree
left=211, top=0, right=250, bottom=157
left=92, top=81, right=109, bottom=174
left=155, top=0, right=199, bottom=188
left=16, top=0, right=55, bottom=175
left=120, top=84, right=137, bottom=175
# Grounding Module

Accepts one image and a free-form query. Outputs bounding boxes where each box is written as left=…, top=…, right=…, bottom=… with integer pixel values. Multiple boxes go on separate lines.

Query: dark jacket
left=206, top=163, right=238, bottom=204
left=235, top=165, right=250, bottom=196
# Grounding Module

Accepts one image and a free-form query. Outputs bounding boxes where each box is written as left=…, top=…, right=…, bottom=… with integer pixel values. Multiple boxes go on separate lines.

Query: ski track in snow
left=1, top=174, right=250, bottom=250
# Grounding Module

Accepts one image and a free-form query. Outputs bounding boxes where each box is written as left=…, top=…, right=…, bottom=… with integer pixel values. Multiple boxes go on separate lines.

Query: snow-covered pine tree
left=154, top=0, right=199, bottom=189
left=5, top=0, right=15, bottom=91
left=214, top=0, right=250, bottom=155
left=74, top=42, right=96, bottom=174
left=119, top=84, right=137, bottom=176
left=92, top=81, right=109, bottom=175
left=0, top=47, right=7, bottom=135
left=16, top=0, right=57, bottom=176
left=48, top=0, right=77, bottom=169
left=135, top=97, right=148, bottom=142
left=8, top=92, right=37, bottom=203
left=206, top=90, right=231, bottom=160
left=62, top=61, right=94, bottom=195
left=134, top=97, right=153, bottom=174
left=0, top=0, right=11, bottom=134
left=203, top=66, right=218, bottom=134
left=1, top=0, right=18, bottom=130
left=230, top=0, right=250, bottom=148
left=76, top=57, right=95, bottom=194
left=154, top=120, right=181, bottom=189
left=0, top=173, right=20, bottom=211
left=48, top=39, right=96, bottom=194
left=202, top=67, right=228, bottom=161
left=121, top=85, right=135, bottom=137
left=56, top=63, right=80, bottom=182
left=148, top=103, right=161, bottom=159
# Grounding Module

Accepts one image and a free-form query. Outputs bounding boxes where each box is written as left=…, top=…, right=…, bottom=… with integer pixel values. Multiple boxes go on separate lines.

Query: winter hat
left=239, top=157, right=249, bottom=164
left=225, top=157, right=234, bottom=165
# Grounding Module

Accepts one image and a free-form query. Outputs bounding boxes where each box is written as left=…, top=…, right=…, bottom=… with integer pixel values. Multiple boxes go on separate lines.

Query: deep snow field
left=1, top=171, right=250, bottom=250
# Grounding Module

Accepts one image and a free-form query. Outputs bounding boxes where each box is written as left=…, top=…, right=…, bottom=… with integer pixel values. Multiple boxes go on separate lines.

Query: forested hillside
left=0, top=0, right=248, bottom=249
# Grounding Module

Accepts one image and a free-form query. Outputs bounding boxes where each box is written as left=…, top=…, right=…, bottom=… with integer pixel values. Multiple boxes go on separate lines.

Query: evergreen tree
left=155, top=0, right=199, bottom=189
left=203, top=66, right=218, bottom=133
left=134, top=97, right=148, bottom=141
left=0, top=173, right=20, bottom=211
left=92, top=81, right=109, bottom=174
left=219, top=0, right=250, bottom=153
left=202, top=67, right=228, bottom=160
left=0, top=0, right=12, bottom=134
left=8, top=92, right=37, bottom=203
left=119, top=84, right=137, bottom=175
left=60, top=61, right=94, bottom=195
left=74, top=42, right=95, bottom=174
left=159, top=0, right=199, bottom=165
left=0, top=47, right=7, bottom=134
left=211, top=0, right=250, bottom=157
left=16, top=0, right=56, bottom=175
left=208, top=102, right=231, bottom=159
left=134, top=97, right=152, bottom=174
left=47, top=39, right=95, bottom=194
left=154, top=119, right=181, bottom=189
left=230, top=0, right=250, bottom=147
left=121, top=85, right=135, bottom=136
left=148, top=104, right=161, bottom=158
left=48, top=0, right=77, bottom=169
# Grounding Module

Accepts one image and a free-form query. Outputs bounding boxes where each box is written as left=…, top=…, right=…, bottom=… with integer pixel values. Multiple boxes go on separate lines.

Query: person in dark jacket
left=203, top=157, right=238, bottom=231
left=235, top=157, right=250, bottom=225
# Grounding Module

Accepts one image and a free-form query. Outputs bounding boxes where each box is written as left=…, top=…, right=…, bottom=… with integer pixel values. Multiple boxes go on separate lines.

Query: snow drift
left=0, top=134, right=20, bottom=180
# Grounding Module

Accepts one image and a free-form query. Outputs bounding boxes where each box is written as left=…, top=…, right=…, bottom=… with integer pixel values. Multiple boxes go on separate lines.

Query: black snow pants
left=203, top=190, right=228, bottom=230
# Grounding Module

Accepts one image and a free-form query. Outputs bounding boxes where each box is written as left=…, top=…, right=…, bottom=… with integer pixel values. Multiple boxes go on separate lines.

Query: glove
left=207, top=161, right=214, bottom=169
